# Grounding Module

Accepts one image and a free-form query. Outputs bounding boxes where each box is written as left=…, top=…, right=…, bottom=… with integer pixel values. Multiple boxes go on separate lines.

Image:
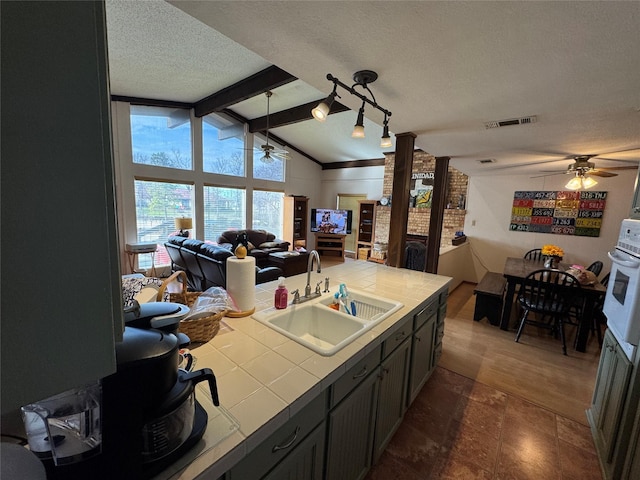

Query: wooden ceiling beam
left=249, top=100, right=350, bottom=132
left=194, top=65, right=296, bottom=117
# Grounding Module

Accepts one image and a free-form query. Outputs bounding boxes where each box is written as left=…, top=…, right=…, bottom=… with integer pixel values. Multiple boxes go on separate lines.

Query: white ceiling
left=105, top=0, right=640, bottom=177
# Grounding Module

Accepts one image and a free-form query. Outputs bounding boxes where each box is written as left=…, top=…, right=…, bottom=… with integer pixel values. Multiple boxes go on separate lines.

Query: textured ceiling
left=105, top=0, right=640, bottom=177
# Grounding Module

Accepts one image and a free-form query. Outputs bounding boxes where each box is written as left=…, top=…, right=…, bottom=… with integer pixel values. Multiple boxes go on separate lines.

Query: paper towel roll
left=226, top=255, right=256, bottom=315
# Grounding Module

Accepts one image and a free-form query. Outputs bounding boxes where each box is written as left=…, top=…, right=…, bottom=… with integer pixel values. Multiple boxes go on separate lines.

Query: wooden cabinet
left=228, top=392, right=326, bottom=480
left=631, top=165, right=640, bottom=219
left=2, top=1, right=120, bottom=413
left=587, top=329, right=633, bottom=477
left=314, top=233, right=345, bottom=261
left=356, top=200, right=377, bottom=258
left=262, top=422, right=325, bottom=480
left=374, top=336, right=411, bottom=462
left=326, top=366, right=380, bottom=480
left=622, top=405, right=640, bottom=479
left=284, top=196, right=308, bottom=250
left=409, top=308, right=437, bottom=404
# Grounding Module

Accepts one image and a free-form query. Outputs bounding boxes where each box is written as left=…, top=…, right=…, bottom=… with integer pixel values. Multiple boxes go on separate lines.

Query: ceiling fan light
left=565, top=176, right=583, bottom=190
left=260, top=151, right=274, bottom=164
left=582, top=176, right=598, bottom=189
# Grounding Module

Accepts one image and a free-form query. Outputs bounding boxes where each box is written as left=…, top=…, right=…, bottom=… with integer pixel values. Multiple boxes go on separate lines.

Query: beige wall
left=463, top=170, right=637, bottom=281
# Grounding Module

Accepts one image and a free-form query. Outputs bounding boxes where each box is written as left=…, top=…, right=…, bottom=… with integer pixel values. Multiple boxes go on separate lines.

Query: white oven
left=604, top=218, right=640, bottom=360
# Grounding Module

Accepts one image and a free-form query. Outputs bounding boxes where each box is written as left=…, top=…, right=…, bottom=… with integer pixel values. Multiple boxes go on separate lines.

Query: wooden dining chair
left=568, top=272, right=609, bottom=347
left=524, top=248, right=543, bottom=261
left=587, top=261, right=604, bottom=278
left=515, top=269, right=582, bottom=355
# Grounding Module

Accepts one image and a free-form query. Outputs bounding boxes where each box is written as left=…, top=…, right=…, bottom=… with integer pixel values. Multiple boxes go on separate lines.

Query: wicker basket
left=157, top=271, right=225, bottom=343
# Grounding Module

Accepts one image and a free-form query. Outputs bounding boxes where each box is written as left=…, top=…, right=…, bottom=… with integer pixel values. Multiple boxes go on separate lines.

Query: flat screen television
left=310, top=208, right=353, bottom=235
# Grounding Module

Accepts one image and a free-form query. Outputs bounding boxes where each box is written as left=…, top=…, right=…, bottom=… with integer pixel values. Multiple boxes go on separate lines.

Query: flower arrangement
left=541, top=244, right=564, bottom=258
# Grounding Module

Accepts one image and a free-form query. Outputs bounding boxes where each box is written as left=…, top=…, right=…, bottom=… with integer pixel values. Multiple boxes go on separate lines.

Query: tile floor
left=365, top=366, right=602, bottom=480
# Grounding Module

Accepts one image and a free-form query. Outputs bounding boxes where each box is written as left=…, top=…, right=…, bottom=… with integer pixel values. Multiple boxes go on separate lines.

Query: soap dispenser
left=274, top=277, right=288, bottom=309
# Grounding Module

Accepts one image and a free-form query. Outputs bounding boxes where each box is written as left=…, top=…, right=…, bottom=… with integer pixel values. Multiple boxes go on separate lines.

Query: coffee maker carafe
left=21, top=382, right=102, bottom=470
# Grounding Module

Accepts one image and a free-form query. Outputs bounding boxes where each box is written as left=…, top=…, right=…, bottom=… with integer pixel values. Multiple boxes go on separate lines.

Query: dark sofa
left=217, top=229, right=290, bottom=268
left=165, top=236, right=282, bottom=291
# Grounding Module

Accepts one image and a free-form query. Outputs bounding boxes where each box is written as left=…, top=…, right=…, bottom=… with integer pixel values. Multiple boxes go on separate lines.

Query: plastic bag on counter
left=183, top=286, right=234, bottom=321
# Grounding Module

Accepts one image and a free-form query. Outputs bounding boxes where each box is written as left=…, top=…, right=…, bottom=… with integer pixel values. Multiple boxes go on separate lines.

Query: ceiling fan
left=253, top=91, right=289, bottom=164
left=533, top=153, right=638, bottom=189
left=535, top=154, right=639, bottom=178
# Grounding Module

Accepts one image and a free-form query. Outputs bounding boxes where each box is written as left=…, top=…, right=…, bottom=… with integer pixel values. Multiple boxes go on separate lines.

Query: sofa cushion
left=167, top=235, right=189, bottom=246
left=259, top=241, right=280, bottom=249
left=200, top=243, right=233, bottom=262
left=182, top=238, right=205, bottom=252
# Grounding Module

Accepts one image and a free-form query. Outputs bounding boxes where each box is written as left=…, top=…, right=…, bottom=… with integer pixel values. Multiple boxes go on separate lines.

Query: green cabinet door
left=373, top=337, right=411, bottom=462
left=262, top=422, right=325, bottom=480
left=326, top=366, right=380, bottom=480
left=588, top=329, right=633, bottom=471
left=408, top=313, right=437, bottom=404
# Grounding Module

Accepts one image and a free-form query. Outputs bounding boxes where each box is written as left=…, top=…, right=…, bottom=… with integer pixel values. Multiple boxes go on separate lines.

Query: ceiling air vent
left=484, top=115, right=537, bottom=129
left=477, top=159, right=496, bottom=164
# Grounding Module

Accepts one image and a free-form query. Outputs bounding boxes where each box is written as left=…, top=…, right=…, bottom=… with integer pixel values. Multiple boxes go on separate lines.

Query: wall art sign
left=410, top=172, right=434, bottom=208
left=509, top=190, right=607, bottom=237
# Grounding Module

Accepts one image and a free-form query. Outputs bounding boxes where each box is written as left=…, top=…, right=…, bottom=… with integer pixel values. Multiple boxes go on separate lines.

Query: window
left=130, top=105, right=192, bottom=169
left=203, top=112, right=245, bottom=177
left=203, top=186, right=246, bottom=242
left=253, top=190, right=285, bottom=238
left=253, top=134, right=285, bottom=182
left=134, top=180, right=193, bottom=268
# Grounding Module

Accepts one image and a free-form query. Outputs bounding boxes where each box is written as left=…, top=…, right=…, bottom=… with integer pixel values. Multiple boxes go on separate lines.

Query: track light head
left=380, top=115, right=392, bottom=148
left=311, top=88, right=338, bottom=122
left=352, top=103, right=366, bottom=138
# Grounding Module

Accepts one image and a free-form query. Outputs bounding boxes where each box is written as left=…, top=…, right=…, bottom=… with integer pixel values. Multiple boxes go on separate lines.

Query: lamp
left=565, top=171, right=598, bottom=190
left=380, top=114, right=392, bottom=148
left=352, top=102, right=366, bottom=138
left=174, top=217, right=192, bottom=237
left=312, top=71, right=392, bottom=146
left=311, top=86, right=338, bottom=122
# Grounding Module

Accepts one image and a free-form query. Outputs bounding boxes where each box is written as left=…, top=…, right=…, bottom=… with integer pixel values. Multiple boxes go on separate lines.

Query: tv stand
left=314, top=233, right=345, bottom=262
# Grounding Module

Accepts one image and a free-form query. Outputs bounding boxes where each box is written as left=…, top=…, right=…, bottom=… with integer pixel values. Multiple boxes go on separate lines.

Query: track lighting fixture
left=312, top=70, right=392, bottom=146
left=565, top=171, right=598, bottom=190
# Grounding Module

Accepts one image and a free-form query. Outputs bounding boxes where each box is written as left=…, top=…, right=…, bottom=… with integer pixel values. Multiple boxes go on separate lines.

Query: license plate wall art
left=509, top=190, right=606, bottom=237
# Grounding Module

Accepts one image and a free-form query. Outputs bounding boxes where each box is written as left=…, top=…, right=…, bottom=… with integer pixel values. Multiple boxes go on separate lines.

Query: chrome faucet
left=291, top=251, right=322, bottom=304
left=305, top=250, right=321, bottom=297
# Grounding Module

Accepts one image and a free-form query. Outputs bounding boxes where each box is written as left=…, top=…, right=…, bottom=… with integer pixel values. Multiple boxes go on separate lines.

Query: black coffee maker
left=35, top=302, right=220, bottom=479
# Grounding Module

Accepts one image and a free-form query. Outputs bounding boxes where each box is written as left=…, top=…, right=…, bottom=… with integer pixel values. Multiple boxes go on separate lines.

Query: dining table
left=501, top=256, right=607, bottom=352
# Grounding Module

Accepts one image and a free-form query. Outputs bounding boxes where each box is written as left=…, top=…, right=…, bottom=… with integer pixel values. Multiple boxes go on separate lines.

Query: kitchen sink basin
left=252, top=289, right=403, bottom=356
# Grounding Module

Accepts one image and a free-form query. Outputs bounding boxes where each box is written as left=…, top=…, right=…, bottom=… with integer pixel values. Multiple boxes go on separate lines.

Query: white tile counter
left=156, top=261, right=451, bottom=480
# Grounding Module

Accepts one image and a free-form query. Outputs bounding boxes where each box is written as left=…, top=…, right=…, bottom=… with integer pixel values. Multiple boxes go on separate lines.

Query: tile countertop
left=156, top=261, right=452, bottom=480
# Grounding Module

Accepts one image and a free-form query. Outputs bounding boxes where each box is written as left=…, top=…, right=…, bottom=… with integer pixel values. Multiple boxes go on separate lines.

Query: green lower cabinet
left=228, top=393, right=325, bottom=480
left=325, top=366, right=380, bottom=480
left=262, top=422, right=325, bottom=480
left=408, top=311, right=437, bottom=404
left=587, top=329, right=633, bottom=478
left=373, top=337, right=411, bottom=462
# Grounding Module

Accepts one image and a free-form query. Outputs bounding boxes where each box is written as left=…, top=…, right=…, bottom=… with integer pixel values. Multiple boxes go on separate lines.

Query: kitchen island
left=156, top=261, right=451, bottom=480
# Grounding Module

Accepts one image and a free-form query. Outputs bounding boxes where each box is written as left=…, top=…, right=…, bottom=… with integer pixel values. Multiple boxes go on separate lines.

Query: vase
left=544, top=256, right=561, bottom=269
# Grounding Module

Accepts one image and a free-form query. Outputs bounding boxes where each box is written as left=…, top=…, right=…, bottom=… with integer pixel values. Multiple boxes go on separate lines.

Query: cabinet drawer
left=382, top=316, right=413, bottom=358
left=330, top=345, right=381, bottom=408
left=415, top=300, right=438, bottom=330
left=228, top=392, right=326, bottom=479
